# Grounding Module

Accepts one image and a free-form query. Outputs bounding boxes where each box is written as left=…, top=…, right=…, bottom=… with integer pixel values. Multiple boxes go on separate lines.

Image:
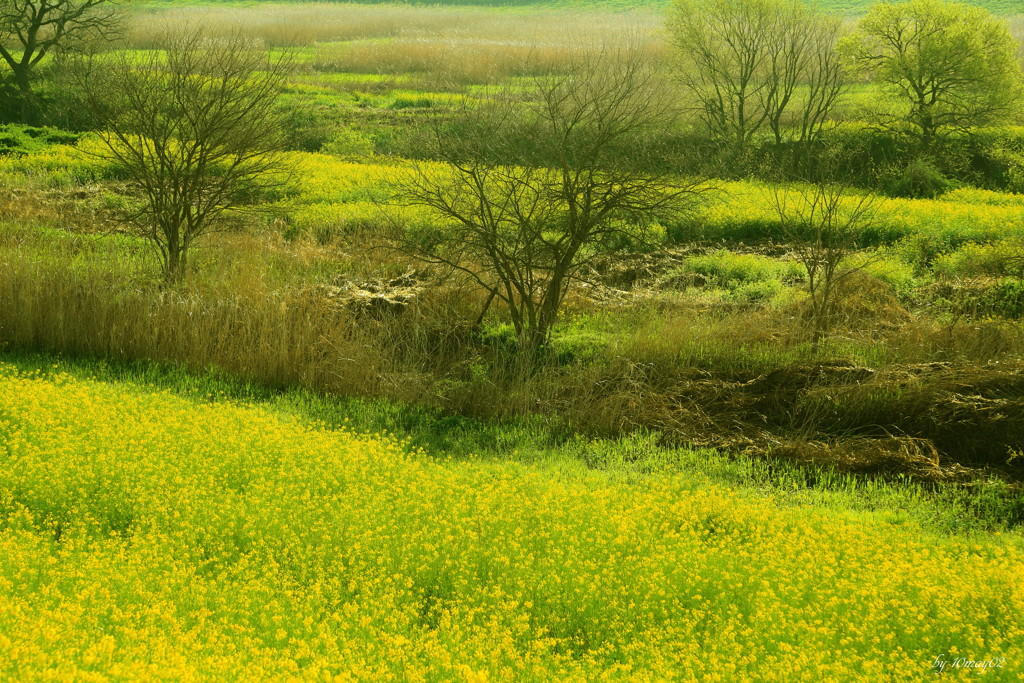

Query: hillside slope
left=0, top=363, right=1022, bottom=679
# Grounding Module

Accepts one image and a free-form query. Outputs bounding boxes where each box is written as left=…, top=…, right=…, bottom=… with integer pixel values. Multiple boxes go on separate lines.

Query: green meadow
left=2, top=0, right=1024, bottom=679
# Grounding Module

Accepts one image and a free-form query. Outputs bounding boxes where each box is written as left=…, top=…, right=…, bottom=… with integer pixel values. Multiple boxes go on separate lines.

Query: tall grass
left=126, top=3, right=663, bottom=49
left=0, top=224, right=481, bottom=404
left=310, top=38, right=649, bottom=85
left=124, top=3, right=666, bottom=87
left=3, top=219, right=1024, bottom=474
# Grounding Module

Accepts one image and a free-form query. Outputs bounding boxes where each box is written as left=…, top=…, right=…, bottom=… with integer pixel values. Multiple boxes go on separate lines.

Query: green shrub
left=550, top=329, right=608, bottom=365
left=0, top=124, right=79, bottom=156
left=726, top=279, right=785, bottom=304
left=390, top=96, right=432, bottom=110
left=322, top=129, right=376, bottom=158
left=883, top=158, right=955, bottom=199
left=981, top=278, right=1024, bottom=318
left=279, top=106, right=339, bottom=152
left=933, top=241, right=1023, bottom=279
left=685, top=249, right=803, bottom=286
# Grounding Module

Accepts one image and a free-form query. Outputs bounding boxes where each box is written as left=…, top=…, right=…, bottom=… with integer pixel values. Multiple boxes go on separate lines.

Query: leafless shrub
left=77, top=29, right=290, bottom=282
left=770, top=179, right=881, bottom=352
left=397, top=43, right=705, bottom=364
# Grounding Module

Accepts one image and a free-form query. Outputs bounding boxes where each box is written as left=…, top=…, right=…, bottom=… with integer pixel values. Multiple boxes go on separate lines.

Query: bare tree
left=771, top=179, right=879, bottom=352
left=795, top=16, right=845, bottom=166
left=0, top=0, right=120, bottom=122
left=398, top=46, right=705, bottom=363
left=79, top=30, right=290, bottom=282
left=668, top=0, right=776, bottom=152
left=668, top=0, right=845, bottom=164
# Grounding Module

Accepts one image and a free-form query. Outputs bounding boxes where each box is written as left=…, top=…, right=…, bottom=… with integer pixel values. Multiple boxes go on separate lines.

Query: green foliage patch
left=0, top=124, right=79, bottom=157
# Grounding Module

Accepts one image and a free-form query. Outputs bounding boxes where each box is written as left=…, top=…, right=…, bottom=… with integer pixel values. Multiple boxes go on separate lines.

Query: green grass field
left=1, top=355, right=1022, bottom=680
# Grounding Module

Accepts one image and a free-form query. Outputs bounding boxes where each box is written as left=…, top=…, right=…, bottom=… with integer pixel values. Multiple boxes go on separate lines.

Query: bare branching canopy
left=840, top=0, right=1024, bottom=150
left=400, top=45, right=706, bottom=359
left=771, top=179, right=880, bottom=351
left=81, top=30, right=290, bottom=282
left=668, top=0, right=845, bottom=162
left=0, top=0, right=120, bottom=121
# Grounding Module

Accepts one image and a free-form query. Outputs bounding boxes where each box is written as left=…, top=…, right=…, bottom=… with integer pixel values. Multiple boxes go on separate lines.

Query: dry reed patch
left=311, top=39, right=588, bottom=85
left=127, top=4, right=495, bottom=48
left=126, top=4, right=668, bottom=92
left=126, top=4, right=663, bottom=49
left=0, top=244, right=480, bottom=403
left=309, top=33, right=668, bottom=86
left=0, top=185, right=115, bottom=232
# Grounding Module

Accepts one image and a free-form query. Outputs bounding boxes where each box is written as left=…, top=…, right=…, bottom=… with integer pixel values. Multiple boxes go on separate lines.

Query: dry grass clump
left=609, top=304, right=802, bottom=370
left=771, top=437, right=944, bottom=477
left=807, top=270, right=913, bottom=332
left=891, top=315, right=1024, bottom=362
left=0, top=230, right=481, bottom=405
left=758, top=361, right=1024, bottom=470
left=490, top=288, right=1024, bottom=474
left=0, top=185, right=116, bottom=232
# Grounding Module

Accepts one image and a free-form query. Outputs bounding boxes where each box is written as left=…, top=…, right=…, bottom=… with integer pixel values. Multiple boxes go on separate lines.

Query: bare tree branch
left=75, top=29, right=290, bottom=282
left=395, top=43, right=708, bottom=365
left=0, top=0, right=120, bottom=122
left=770, top=162, right=883, bottom=352
left=668, top=0, right=846, bottom=169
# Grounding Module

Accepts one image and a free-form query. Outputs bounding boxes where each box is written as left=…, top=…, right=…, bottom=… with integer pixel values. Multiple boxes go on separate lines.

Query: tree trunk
left=13, top=67, right=36, bottom=124
left=163, top=234, right=186, bottom=284
left=918, top=105, right=935, bottom=152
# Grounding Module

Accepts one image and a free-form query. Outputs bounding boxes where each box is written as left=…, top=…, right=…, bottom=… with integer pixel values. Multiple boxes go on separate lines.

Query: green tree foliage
left=841, top=0, right=1024, bottom=150
left=0, top=0, right=119, bottom=123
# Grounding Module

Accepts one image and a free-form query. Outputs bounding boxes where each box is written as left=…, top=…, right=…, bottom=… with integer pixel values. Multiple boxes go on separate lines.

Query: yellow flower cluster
left=273, top=153, right=448, bottom=236
left=1, top=363, right=1021, bottom=680
left=272, top=159, right=1024, bottom=248
left=697, top=180, right=1024, bottom=245
left=0, top=138, right=109, bottom=189
left=280, top=153, right=413, bottom=205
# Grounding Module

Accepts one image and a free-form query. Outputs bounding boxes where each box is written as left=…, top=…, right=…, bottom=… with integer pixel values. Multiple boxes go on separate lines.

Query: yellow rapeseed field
left=0, top=363, right=1022, bottom=680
